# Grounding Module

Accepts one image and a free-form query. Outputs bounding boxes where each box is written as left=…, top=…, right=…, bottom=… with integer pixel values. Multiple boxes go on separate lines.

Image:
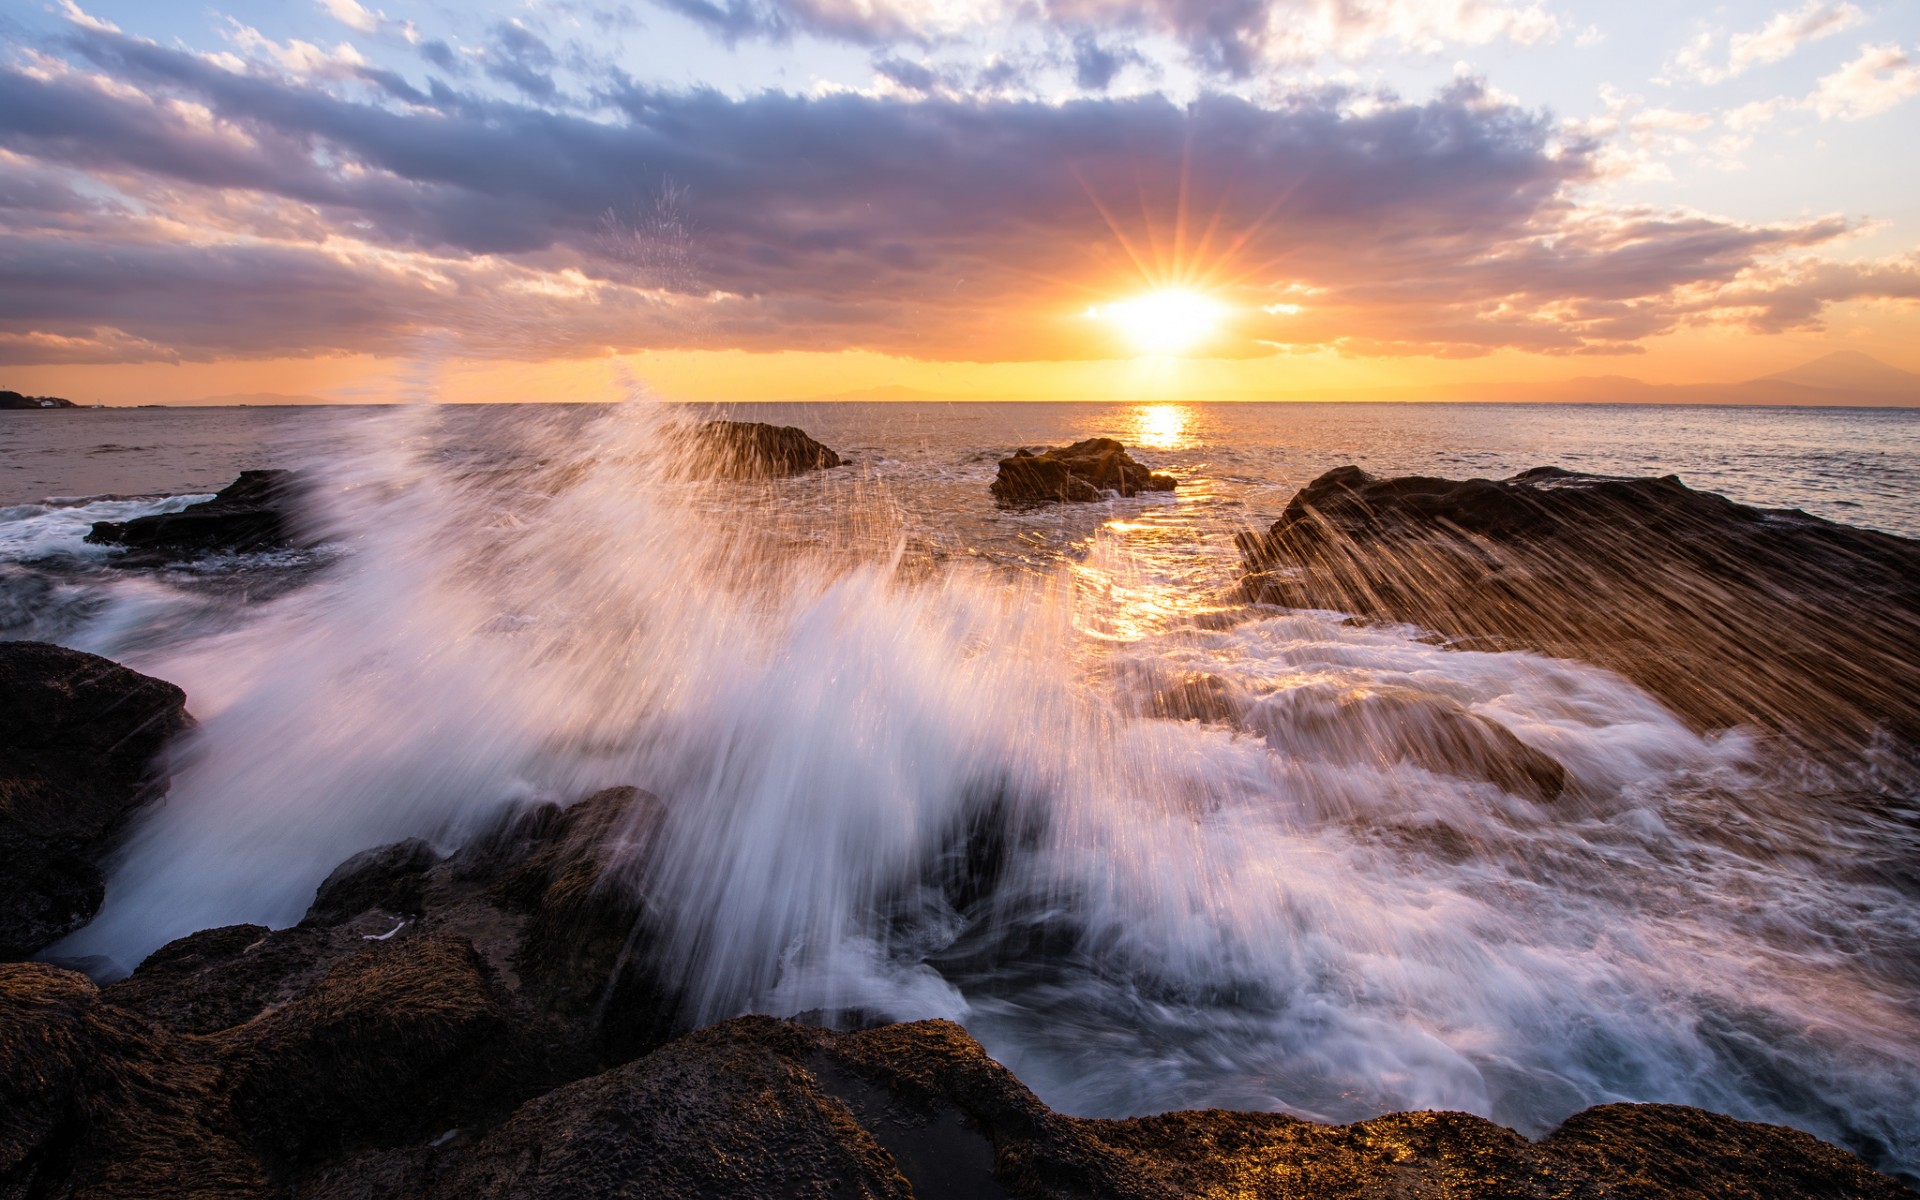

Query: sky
left=0, top=0, right=1916, bottom=403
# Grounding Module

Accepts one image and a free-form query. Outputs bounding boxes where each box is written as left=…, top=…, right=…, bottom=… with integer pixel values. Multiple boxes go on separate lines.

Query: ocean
left=4, top=398, right=1918, bottom=1175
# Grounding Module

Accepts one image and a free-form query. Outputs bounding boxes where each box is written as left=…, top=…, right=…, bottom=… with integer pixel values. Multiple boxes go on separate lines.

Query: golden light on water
left=1133, top=402, right=1190, bottom=449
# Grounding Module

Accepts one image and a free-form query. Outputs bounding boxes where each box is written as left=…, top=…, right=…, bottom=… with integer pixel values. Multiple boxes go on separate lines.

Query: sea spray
left=36, top=397, right=1920, bottom=1175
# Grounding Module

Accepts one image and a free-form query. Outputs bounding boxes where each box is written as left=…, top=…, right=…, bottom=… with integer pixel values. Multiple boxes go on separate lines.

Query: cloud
left=484, top=21, right=560, bottom=100
left=317, top=0, right=382, bottom=34
left=0, top=18, right=1910, bottom=365
left=644, top=0, right=1562, bottom=76
left=1672, top=1, right=1864, bottom=85
left=1809, top=42, right=1920, bottom=120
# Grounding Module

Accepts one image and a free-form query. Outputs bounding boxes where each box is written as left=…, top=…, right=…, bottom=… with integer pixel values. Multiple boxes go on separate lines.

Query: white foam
left=42, top=398, right=1919, bottom=1174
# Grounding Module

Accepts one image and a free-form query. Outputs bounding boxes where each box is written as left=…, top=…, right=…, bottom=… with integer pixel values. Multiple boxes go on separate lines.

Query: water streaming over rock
left=7, top=397, right=1917, bottom=1174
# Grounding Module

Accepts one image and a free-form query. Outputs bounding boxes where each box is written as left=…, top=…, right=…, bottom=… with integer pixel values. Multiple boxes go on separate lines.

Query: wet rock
left=100, top=923, right=303, bottom=1034
left=0, top=641, right=192, bottom=958
left=10, top=905, right=1914, bottom=1199
left=1141, top=670, right=1247, bottom=725
left=1238, top=466, right=1920, bottom=764
left=1245, top=684, right=1567, bottom=803
left=494, top=786, right=676, bottom=1063
left=218, top=934, right=523, bottom=1170
left=1542, top=1103, right=1913, bottom=1200
left=0, top=961, right=270, bottom=1198
left=105, top=788, right=677, bottom=1074
left=690, top=421, right=842, bottom=479
left=425, top=1015, right=1915, bottom=1200
left=86, top=469, right=305, bottom=562
left=991, top=438, right=1177, bottom=507
left=306, top=838, right=441, bottom=924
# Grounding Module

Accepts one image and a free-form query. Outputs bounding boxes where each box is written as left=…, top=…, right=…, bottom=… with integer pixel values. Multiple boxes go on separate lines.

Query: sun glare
left=1088, top=290, right=1226, bottom=356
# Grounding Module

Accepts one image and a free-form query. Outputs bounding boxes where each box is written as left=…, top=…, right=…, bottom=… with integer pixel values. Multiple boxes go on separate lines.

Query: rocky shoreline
left=1238, top=465, right=1920, bottom=773
left=6, top=457, right=1919, bottom=1198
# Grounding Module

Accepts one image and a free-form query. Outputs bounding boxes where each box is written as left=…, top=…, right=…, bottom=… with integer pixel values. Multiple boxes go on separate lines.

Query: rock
left=0, top=641, right=192, bottom=958
left=1239, top=466, right=1920, bottom=765
left=1244, top=684, right=1567, bottom=803
left=689, top=421, right=842, bottom=479
left=1140, top=670, right=1248, bottom=725
left=100, top=923, right=289, bottom=1034
left=86, top=469, right=305, bottom=562
left=217, top=934, right=524, bottom=1170
left=492, top=786, right=676, bottom=1062
left=426, top=1015, right=1916, bottom=1200
left=9, top=877, right=1914, bottom=1199
left=0, top=962, right=270, bottom=1198
left=990, top=438, right=1177, bottom=507
left=306, top=838, right=441, bottom=924
left=0, top=389, right=75, bottom=409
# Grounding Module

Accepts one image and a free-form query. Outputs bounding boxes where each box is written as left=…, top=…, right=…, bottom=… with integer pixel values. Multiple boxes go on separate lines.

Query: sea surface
left=4, top=399, right=1918, bottom=1177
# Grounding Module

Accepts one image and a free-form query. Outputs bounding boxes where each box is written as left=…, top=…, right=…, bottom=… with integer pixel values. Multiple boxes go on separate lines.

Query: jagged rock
left=425, top=1016, right=1916, bottom=1200
left=100, top=923, right=306, bottom=1035
left=1238, top=466, right=1920, bottom=764
left=991, top=438, right=1177, bottom=507
left=86, top=469, right=305, bottom=562
left=0, top=962, right=270, bottom=1198
left=492, top=786, right=676, bottom=1062
left=0, top=642, right=192, bottom=958
left=306, top=838, right=441, bottom=924
left=10, top=911, right=1916, bottom=1199
left=690, top=421, right=842, bottom=479
left=218, top=934, right=523, bottom=1170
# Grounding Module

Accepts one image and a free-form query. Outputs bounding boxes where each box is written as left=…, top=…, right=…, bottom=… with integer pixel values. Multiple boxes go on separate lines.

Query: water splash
left=38, top=397, right=1920, bottom=1175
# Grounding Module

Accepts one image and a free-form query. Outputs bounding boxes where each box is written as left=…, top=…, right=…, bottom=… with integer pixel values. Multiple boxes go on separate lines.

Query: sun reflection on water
left=1134, top=403, right=1191, bottom=449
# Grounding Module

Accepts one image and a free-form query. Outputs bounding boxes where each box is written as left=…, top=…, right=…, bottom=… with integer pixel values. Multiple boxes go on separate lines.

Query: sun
left=1087, top=289, right=1227, bottom=357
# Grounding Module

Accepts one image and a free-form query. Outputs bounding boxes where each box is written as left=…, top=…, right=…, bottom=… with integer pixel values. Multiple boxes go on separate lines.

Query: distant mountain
left=0, top=389, right=75, bottom=409
left=1757, top=351, right=1920, bottom=395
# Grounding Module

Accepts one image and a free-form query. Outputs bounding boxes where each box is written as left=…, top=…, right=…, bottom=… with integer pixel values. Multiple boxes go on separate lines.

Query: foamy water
left=6, top=398, right=1918, bottom=1176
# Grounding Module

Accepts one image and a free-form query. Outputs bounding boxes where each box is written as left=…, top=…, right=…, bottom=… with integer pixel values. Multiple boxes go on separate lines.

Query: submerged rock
left=85, top=469, right=306, bottom=562
left=690, top=421, right=842, bottom=479
left=1238, top=466, right=1920, bottom=764
left=0, top=642, right=191, bottom=958
left=991, top=438, right=1177, bottom=506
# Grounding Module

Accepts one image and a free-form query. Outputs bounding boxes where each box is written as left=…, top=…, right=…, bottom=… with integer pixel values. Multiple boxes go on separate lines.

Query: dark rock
left=689, top=421, right=842, bottom=479
left=991, top=437, right=1177, bottom=507
left=306, top=838, right=441, bottom=924
left=86, top=469, right=306, bottom=561
left=494, top=786, right=676, bottom=1063
left=100, top=923, right=337, bottom=1035
left=9, top=906, right=1914, bottom=1199
left=217, top=934, right=522, bottom=1170
left=0, top=389, right=75, bottom=410
left=0, top=961, right=270, bottom=1198
left=426, top=1015, right=1916, bottom=1200
left=0, top=641, right=192, bottom=958
left=1239, top=466, right=1920, bottom=764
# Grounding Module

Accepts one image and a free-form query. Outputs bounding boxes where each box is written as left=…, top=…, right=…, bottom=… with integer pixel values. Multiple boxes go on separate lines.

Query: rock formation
left=3, top=645, right=1914, bottom=1198
left=0, top=642, right=191, bottom=957
left=991, top=438, right=1177, bottom=506
left=690, top=421, right=843, bottom=479
left=1238, top=466, right=1920, bottom=766
left=86, top=469, right=306, bottom=563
